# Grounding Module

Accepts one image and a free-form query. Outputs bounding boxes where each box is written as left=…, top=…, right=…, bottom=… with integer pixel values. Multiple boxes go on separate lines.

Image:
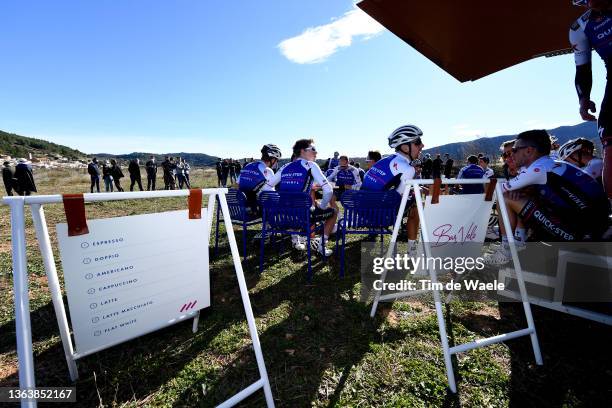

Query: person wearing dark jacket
left=161, top=156, right=175, bottom=190
left=421, top=153, right=433, bottom=179
left=128, top=158, right=143, bottom=191
left=110, top=159, right=124, bottom=192
left=87, top=158, right=101, bottom=193
left=432, top=154, right=443, bottom=179
left=220, top=159, right=230, bottom=187
left=145, top=156, right=157, bottom=191
left=2, top=161, right=16, bottom=196
left=215, top=159, right=222, bottom=186
left=15, top=158, right=37, bottom=196
left=443, top=153, right=454, bottom=178
left=102, top=160, right=114, bottom=192
left=229, top=159, right=237, bottom=184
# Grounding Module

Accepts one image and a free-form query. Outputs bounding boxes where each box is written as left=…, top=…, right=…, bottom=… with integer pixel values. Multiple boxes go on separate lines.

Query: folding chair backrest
left=258, top=191, right=311, bottom=230
left=341, top=190, right=401, bottom=229
left=225, top=189, right=249, bottom=221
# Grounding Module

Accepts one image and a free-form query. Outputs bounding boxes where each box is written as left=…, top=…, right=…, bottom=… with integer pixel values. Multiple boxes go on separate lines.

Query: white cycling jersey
left=501, top=156, right=557, bottom=192
left=265, top=158, right=333, bottom=209
left=327, top=165, right=362, bottom=190
left=583, top=157, right=603, bottom=180
left=361, top=153, right=415, bottom=196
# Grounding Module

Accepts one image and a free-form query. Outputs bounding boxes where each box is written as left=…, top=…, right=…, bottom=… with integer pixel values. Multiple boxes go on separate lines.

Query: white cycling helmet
left=388, top=124, right=423, bottom=149
left=558, top=138, right=594, bottom=160
left=261, top=144, right=282, bottom=159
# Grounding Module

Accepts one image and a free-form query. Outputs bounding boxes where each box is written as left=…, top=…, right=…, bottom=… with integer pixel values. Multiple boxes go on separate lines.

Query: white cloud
left=278, top=7, right=385, bottom=64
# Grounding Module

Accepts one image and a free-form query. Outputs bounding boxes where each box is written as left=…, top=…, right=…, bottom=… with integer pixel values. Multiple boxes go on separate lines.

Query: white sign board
left=56, top=209, right=210, bottom=355
left=423, top=194, right=493, bottom=259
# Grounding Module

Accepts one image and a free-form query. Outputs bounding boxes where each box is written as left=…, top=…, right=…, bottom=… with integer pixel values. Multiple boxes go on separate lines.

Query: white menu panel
left=56, top=209, right=210, bottom=354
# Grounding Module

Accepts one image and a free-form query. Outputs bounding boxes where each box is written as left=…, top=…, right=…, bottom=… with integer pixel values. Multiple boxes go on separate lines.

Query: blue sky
left=0, top=1, right=605, bottom=159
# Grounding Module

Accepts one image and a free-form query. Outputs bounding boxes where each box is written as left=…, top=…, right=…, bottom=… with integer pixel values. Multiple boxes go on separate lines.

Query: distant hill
left=422, top=122, right=599, bottom=160
left=1, top=122, right=600, bottom=167
left=92, top=152, right=220, bottom=167
left=0, top=130, right=86, bottom=160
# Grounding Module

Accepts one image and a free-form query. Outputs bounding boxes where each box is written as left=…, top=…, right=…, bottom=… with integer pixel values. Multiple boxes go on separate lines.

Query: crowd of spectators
left=87, top=155, right=192, bottom=193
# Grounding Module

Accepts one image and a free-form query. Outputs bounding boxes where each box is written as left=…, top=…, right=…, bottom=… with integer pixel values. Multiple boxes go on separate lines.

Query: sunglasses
left=413, top=138, right=423, bottom=146
left=304, top=146, right=317, bottom=153
left=511, top=145, right=533, bottom=153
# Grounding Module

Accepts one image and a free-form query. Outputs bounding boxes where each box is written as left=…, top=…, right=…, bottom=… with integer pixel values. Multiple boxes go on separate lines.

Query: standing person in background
left=432, top=154, right=443, bottom=179
left=183, top=158, right=191, bottom=187
left=110, top=159, right=124, bottom=192
left=479, top=156, right=495, bottom=178
left=324, top=151, right=340, bottom=172
left=176, top=159, right=189, bottom=189
left=443, top=153, right=454, bottom=178
left=102, top=160, right=114, bottom=192
left=172, top=157, right=179, bottom=187
left=128, top=158, right=144, bottom=191
left=87, top=157, right=100, bottom=193
left=15, top=158, right=37, bottom=196
left=2, top=161, right=15, bottom=196
left=215, top=159, right=223, bottom=186
left=228, top=159, right=236, bottom=184
left=221, top=159, right=230, bottom=187
left=161, top=156, right=174, bottom=190
left=421, top=153, right=433, bottom=179
left=145, top=155, right=157, bottom=191
left=235, top=160, right=242, bottom=178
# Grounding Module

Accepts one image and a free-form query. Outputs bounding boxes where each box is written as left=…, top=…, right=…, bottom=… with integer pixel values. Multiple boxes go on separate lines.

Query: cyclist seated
left=327, top=155, right=362, bottom=196
left=456, top=155, right=486, bottom=194
left=486, top=129, right=609, bottom=264
left=500, top=140, right=518, bottom=180
left=362, top=124, right=424, bottom=253
left=265, top=139, right=337, bottom=256
left=559, top=137, right=603, bottom=183
left=237, top=144, right=281, bottom=215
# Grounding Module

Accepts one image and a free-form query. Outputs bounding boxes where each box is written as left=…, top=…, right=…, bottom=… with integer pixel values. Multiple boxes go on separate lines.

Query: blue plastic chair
left=258, top=191, right=326, bottom=282
left=214, top=189, right=262, bottom=262
left=336, top=190, right=402, bottom=277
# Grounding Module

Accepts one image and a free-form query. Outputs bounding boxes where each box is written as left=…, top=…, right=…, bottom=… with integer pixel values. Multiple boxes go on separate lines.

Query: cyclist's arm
left=570, top=22, right=593, bottom=101
left=501, top=167, right=546, bottom=192
left=265, top=166, right=282, bottom=189
left=351, top=167, right=362, bottom=190
left=310, top=162, right=333, bottom=209
left=396, top=166, right=416, bottom=197
left=327, top=167, right=339, bottom=182
left=575, top=63, right=593, bottom=102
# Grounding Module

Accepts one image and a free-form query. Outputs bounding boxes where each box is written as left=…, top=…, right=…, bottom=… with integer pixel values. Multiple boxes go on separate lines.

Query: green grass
left=0, top=168, right=611, bottom=407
